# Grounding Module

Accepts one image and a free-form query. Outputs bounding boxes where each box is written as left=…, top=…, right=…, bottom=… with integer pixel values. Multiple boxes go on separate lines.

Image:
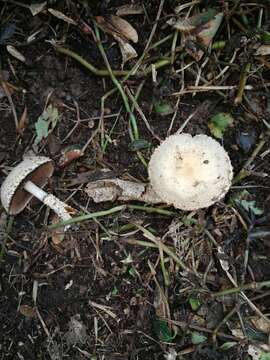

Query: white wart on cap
left=148, top=133, right=233, bottom=210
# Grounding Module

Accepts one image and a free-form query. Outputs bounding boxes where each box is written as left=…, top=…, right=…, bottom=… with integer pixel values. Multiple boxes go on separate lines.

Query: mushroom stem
left=24, top=180, right=72, bottom=222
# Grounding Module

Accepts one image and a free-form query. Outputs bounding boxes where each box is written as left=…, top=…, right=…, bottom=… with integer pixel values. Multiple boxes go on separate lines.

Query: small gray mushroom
left=1, top=156, right=72, bottom=222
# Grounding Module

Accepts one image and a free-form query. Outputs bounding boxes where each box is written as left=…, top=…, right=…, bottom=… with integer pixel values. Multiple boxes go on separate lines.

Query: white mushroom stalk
left=23, top=181, right=72, bottom=222
left=85, top=133, right=233, bottom=210
left=1, top=156, right=72, bottom=227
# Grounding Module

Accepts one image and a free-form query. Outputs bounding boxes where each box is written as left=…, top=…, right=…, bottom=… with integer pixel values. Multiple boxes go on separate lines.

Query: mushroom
left=1, top=156, right=72, bottom=223
left=148, top=133, right=233, bottom=210
left=85, top=133, right=233, bottom=210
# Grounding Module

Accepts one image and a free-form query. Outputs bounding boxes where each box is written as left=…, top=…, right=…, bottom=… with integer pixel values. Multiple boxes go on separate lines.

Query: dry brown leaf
left=169, top=10, right=223, bottom=61
left=96, top=15, right=138, bottom=43
left=58, top=146, right=84, bottom=168
left=17, top=106, right=28, bottom=135
left=29, top=2, right=46, bottom=16
left=48, top=8, right=77, bottom=25
left=250, top=316, right=270, bottom=333
left=19, top=305, right=37, bottom=318
left=116, top=4, right=144, bottom=16
left=255, top=44, right=270, bottom=56
left=50, top=214, right=65, bottom=244
left=115, top=35, right=138, bottom=65
left=6, top=45, right=26, bottom=63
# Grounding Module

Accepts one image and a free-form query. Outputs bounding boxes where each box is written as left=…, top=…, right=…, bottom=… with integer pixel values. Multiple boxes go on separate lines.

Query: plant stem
left=212, top=280, right=270, bottom=297
left=54, top=45, right=128, bottom=77
left=124, top=238, right=194, bottom=275
left=48, top=204, right=173, bottom=230
left=48, top=205, right=126, bottom=229
left=234, top=62, right=251, bottom=105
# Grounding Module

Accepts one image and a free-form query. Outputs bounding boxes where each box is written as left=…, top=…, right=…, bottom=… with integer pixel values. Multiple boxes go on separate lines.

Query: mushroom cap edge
left=1, top=156, right=54, bottom=215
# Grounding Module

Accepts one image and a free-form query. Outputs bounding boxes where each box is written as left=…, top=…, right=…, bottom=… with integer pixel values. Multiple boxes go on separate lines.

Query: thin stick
left=234, top=62, right=251, bottom=105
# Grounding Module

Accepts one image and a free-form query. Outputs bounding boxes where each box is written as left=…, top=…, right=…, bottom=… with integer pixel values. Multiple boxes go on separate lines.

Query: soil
left=1, top=1, right=270, bottom=360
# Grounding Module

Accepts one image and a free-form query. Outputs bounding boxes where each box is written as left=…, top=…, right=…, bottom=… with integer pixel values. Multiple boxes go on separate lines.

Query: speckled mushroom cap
left=1, top=156, right=54, bottom=215
left=148, top=133, right=233, bottom=210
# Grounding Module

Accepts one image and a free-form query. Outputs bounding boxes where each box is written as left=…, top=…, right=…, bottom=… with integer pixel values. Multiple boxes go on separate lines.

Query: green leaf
left=191, top=332, right=207, bottom=345
left=34, top=116, right=49, bottom=145
left=208, top=112, right=233, bottom=139
left=111, top=286, right=118, bottom=296
left=234, top=191, right=263, bottom=216
left=220, top=342, right=237, bottom=351
left=128, top=267, right=137, bottom=278
left=153, top=318, right=176, bottom=342
left=34, top=104, right=59, bottom=145
left=239, top=200, right=263, bottom=215
left=260, top=32, right=270, bottom=44
left=129, top=139, right=150, bottom=151
left=260, top=353, right=270, bottom=360
left=189, top=297, right=201, bottom=311
left=154, top=101, right=174, bottom=116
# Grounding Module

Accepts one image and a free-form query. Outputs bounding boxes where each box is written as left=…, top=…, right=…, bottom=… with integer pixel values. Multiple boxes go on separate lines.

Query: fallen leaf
left=189, top=297, right=201, bottom=311
left=250, top=317, right=270, bottom=334
left=19, top=304, right=36, bottom=318
left=208, top=112, right=233, bottom=139
left=154, top=100, right=174, bottom=116
left=34, top=104, right=59, bottom=145
left=220, top=342, right=237, bottom=351
left=169, top=9, right=223, bottom=61
left=260, top=353, right=270, bottom=360
left=129, top=139, right=150, bottom=151
left=240, top=200, right=263, bottom=216
left=234, top=190, right=263, bottom=216
left=48, top=8, right=77, bottom=25
left=96, top=15, right=138, bottom=43
left=255, top=45, right=270, bottom=56
left=191, top=332, right=207, bottom=345
left=153, top=318, right=176, bottom=342
left=6, top=45, right=26, bottom=63
left=17, top=106, right=28, bottom=135
left=29, top=2, right=47, bottom=16
left=50, top=214, right=65, bottom=244
left=116, top=35, right=138, bottom=65
left=260, top=32, right=270, bottom=44
left=65, top=315, right=88, bottom=346
left=116, top=4, right=144, bottom=16
left=58, top=145, right=84, bottom=168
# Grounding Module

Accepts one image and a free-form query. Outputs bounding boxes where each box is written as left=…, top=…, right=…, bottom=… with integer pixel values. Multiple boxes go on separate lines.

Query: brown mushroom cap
left=1, top=156, right=54, bottom=215
left=148, top=133, right=233, bottom=210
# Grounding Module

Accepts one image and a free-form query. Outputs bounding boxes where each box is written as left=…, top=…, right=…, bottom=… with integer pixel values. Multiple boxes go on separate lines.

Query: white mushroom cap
left=1, top=156, right=54, bottom=215
left=148, top=133, right=233, bottom=210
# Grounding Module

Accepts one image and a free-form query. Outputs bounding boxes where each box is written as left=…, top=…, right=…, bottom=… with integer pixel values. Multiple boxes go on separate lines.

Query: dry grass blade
left=116, top=4, right=144, bottom=16
left=16, top=105, right=28, bottom=135
left=89, top=301, right=117, bottom=319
